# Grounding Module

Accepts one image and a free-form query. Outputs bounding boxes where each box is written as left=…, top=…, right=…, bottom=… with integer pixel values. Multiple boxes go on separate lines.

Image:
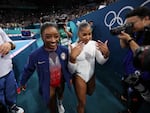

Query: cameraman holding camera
left=117, top=7, right=150, bottom=113
left=57, top=16, right=73, bottom=47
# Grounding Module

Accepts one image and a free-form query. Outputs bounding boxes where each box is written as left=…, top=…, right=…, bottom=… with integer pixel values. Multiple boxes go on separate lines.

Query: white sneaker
left=10, top=104, right=24, bottom=113
left=57, top=100, right=65, bottom=113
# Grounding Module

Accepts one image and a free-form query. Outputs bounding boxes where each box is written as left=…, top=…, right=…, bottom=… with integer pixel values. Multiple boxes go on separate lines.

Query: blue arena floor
left=15, top=38, right=150, bottom=113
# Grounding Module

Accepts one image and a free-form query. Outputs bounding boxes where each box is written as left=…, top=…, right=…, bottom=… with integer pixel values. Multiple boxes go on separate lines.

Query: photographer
left=116, top=7, right=150, bottom=113
left=57, top=16, right=73, bottom=47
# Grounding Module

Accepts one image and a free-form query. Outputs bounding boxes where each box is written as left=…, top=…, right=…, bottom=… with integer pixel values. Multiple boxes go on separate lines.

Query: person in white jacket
left=0, top=27, right=24, bottom=113
left=68, top=21, right=110, bottom=113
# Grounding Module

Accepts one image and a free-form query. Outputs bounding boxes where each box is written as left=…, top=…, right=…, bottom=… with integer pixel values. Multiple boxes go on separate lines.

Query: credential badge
left=61, top=52, right=66, bottom=60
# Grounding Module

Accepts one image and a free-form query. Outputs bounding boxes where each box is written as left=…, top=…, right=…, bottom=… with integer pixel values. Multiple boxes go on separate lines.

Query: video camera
left=56, top=16, right=67, bottom=29
left=110, top=23, right=133, bottom=35
left=125, top=46, right=150, bottom=102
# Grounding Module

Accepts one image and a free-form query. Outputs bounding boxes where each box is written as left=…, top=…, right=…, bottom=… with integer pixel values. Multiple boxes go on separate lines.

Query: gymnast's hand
left=0, top=42, right=12, bottom=56
left=69, top=41, right=84, bottom=63
left=96, top=40, right=110, bottom=58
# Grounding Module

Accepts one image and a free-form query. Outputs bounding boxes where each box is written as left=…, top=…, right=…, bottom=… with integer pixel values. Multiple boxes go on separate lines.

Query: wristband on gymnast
left=8, top=42, right=16, bottom=50
left=127, top=38, right=134, bottom=44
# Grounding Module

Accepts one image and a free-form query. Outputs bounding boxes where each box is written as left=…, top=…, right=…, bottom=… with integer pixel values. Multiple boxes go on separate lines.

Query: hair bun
left=76, top=19, right=87, bottom=27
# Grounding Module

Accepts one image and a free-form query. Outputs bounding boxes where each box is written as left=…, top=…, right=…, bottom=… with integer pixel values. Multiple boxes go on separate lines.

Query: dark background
left=0, top=0, right=101, bottom=9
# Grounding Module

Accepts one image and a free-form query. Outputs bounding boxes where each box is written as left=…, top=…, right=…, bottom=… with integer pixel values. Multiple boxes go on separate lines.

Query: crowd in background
left=0, top=0, right=118, bottom=29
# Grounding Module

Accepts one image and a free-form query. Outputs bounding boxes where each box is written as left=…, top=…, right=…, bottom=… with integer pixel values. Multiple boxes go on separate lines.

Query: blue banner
left=72, top=0, right=150, bottom=92
left=73, top=0, right=150, bottom=71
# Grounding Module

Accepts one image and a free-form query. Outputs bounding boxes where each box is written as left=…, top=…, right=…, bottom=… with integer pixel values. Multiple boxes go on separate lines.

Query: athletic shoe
left=9, top=104, right=24, bottom=113
left=57, top=100, right=65, bottom=113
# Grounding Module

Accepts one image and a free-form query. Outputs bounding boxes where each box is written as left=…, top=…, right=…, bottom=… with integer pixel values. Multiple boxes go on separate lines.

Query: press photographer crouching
left=111, top=7, right=150, bottom=113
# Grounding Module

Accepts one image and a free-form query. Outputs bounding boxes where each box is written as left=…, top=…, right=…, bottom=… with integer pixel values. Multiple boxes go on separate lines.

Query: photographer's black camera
left=110, top=23, right=133, bottom=35
left=56, top=17, right=66, bottom=29
left=57, top=22, right=66, bottom=28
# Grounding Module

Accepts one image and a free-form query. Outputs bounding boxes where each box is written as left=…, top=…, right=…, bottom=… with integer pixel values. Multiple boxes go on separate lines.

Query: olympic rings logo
left=104, top=0, right=150, bottom=30
left=141, top=0, right=150, bottom=7
left=104, top=6, right=133, bottom=30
